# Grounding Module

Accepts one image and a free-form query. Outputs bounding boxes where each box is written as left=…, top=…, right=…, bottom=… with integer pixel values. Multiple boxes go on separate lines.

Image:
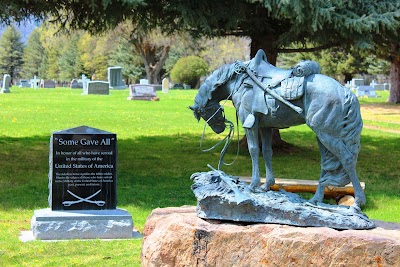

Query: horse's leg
left=260, top=127, right=275, bottom=190
left=245, top=126, right=261, bottom=191
left=317, top=133, right=366, bottom=208
left=309, top=137, right=326, bottom=204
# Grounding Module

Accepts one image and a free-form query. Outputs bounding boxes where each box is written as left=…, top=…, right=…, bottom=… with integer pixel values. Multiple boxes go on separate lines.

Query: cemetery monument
left=162, top=78, right=170, bottom=93
left=30, top=76, right=39, bottom=89
left=83, top=81, right=110, bottom=95
left=1, top=74, right=11, bottom=93
left=40, top=79, right=56, bottom=88
left=108, top=66, right=127, bottom=89
left=19, top=79, right=30, bottom=88
left=70, top=79, right=83, bottom=89
left=31, top=126, right=133, bottom=240
left=127, top=84, right=160, bottom=101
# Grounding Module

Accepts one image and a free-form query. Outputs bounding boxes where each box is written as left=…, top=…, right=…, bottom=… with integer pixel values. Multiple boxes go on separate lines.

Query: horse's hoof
left=307, top=197, right=320, bottom=206
left=247, top=185, right=263, bottom=193
left=260, top=183, right=271, bottom=191
left=355, top=197, right=366, bottom=208
left=261, top=178, right=275, bottom=191
left=249, top=181, right=261, bottom=191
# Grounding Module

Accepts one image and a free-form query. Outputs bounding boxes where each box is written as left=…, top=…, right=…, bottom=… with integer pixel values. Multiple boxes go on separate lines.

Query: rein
left=200, top=70, right=243, bottom=170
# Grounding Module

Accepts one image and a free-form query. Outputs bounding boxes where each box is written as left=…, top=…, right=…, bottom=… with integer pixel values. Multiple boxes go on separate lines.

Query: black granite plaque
left=49, top=126, right=117, bottom=210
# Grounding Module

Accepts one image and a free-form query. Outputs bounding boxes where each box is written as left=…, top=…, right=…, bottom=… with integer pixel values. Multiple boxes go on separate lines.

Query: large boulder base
left=141, top=206, right=400, bottom=267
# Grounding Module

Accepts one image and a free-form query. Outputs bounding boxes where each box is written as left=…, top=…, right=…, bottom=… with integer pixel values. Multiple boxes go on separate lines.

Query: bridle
left=199, top=67, right=244, bottom=170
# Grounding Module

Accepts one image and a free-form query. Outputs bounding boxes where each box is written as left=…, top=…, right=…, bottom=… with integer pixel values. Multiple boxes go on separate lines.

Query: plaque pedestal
left=31, top=208, right=133, bottom=240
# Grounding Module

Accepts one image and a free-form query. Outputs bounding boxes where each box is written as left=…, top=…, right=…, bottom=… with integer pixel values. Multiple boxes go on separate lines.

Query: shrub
left=170, top=56, right=208, bottom=88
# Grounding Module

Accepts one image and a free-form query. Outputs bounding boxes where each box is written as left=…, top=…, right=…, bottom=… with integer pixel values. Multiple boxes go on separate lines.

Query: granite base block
left=31, top=208, right=133, bottom=240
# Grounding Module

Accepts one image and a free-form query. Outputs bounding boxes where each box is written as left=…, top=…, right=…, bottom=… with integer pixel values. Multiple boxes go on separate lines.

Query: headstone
left=30, top=76, right=39, bottom=89
left=350, top=78, right=364, bottom=89
left=371, top=83, right=385, bottom=91
left=127, top=84, right=159, bottom=101
left=81, top=74, right=90, bottom=91
left=383, top=83, right=390, bottom=90
left=19, top=79, right=30, bottom=88
left=42, top=80, right=56, bottom=88
left=356, top=85, right=377, bottom=98
left=172, top=83, right=184, bottom=89
left=84, top=81, right=110, bottom=95
left=31, top=126, right=133, bottom=240
left=107, top=66, right=127, bottom=89
left=139, top=79, right=149, bottom=85
left=49, top=126, right=117, bottom=210
left=70, top=79, right=83, bottom=89
left=162, top=78, right=170, bottom=93
left=1, top=74, right=11, bottom=93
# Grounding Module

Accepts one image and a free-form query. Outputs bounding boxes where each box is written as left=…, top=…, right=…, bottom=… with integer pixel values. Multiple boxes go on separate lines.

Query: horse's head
left=189, top=100, right=226, bottom=134
left=189, top=65, right=237, bottom=134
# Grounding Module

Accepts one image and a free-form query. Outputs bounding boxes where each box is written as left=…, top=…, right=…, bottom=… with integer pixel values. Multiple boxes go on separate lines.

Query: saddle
left=242, top=50, right=320, bottom=128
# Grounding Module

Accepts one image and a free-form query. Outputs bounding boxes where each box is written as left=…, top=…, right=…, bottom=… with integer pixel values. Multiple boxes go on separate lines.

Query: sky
left=0, top=20, right=39, bottom=44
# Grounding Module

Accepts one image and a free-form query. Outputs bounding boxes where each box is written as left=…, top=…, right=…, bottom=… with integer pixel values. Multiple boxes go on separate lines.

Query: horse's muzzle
left=209, top=120, right=226, bottom=134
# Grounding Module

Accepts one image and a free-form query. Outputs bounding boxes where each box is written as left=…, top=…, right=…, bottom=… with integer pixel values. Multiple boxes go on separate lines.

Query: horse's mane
left=194, top=63, right=236, bottom=108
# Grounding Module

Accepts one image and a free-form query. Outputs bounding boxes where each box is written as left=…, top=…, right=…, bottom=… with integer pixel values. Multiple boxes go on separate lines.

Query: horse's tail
left=319, top=86, right=362, bottom=187
left=339, top=87, right=363, bottom=155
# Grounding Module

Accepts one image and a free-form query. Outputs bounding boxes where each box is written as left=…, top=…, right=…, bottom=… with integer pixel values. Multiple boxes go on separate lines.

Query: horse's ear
left=253, top=49, right=267, bottom=65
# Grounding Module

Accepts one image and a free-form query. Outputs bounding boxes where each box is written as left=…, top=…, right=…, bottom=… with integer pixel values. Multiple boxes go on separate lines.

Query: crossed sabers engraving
left=62, top=189, right=106, bottom=207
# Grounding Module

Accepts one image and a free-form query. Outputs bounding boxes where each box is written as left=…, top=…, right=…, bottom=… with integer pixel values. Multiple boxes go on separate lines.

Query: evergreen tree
left=58, top=33, right=82, bottom=81
left=0, top=25, right=24, bottom=81
left=278, top=47, right=373, bottom=83
left=38, top=23, right=65, bottom=80
left=21, top=28, right=47, bottom=79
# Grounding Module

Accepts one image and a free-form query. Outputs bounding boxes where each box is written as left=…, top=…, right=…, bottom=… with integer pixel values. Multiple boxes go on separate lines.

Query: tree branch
left=278, top=43, right=341, bottom=53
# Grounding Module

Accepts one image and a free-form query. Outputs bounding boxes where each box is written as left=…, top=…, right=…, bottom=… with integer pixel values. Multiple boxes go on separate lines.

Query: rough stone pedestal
left=31, top=208, right=133, bottom=240
left=141, top=206, right=400, bottom=267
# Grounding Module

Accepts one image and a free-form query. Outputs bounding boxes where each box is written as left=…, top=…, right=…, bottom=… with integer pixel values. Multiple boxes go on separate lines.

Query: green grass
left=0, top=87, right=399, bottom=266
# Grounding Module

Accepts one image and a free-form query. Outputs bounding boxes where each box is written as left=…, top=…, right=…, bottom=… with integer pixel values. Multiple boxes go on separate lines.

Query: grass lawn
left=0, top=87, right=399, bottom=266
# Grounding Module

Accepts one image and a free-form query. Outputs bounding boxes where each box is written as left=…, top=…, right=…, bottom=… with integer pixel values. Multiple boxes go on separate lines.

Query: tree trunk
left=133, top=42, right=170, bottom=84
left=343, top=73, right=352, bottom=84
left=250, top=35, right=278, bottom=65
left=239, top=34, right=291, bottom=150
left=389, top=44, right=400, bottom=104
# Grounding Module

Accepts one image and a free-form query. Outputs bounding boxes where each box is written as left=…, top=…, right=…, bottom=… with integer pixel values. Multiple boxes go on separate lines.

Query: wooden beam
left=240, top=177, right=365, bottom=199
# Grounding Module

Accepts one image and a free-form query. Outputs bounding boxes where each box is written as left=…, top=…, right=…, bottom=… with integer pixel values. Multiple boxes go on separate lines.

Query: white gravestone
left=356, top=86, right=377, bottom=98
left=162, top=78, right=170, bottom=93
left=1, top=74, right=11, bottom=93
left=30, top=76, right=39, bottom=89
left=81, top=74, right=90, bottom=91
left=350, top=78, right=364, bottom=89
left=140, top=79, right=149, bottom=85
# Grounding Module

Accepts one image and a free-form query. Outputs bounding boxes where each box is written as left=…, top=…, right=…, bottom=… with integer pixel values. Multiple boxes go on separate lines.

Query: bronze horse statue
left=190, top=49, right=365, bottom=208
